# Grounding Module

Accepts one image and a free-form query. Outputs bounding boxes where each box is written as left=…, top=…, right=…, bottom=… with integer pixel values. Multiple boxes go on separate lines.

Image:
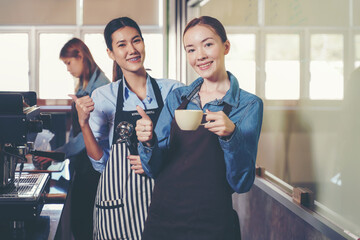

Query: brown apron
left=142, top=94, right=236, bottom=240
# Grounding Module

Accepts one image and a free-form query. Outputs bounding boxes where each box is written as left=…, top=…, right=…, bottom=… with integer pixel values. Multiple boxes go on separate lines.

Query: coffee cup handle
left=200, top=113, right=209, bottom=125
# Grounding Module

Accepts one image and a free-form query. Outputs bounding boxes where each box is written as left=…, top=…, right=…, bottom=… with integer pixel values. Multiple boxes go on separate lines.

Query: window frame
left=0, top=0, right=167, bottom=101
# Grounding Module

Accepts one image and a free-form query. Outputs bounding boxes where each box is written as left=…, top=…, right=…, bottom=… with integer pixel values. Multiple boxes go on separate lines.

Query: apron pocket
left=96, top=198, right=124, bottom=209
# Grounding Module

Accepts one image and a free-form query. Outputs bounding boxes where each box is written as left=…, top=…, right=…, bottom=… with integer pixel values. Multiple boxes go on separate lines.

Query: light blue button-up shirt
left=138, top=72, right=263, bottom=193
left=89, top=75, right=184, bottom=173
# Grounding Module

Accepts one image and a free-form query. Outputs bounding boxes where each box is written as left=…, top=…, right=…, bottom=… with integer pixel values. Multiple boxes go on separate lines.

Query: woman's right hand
left=69, top=94, right=95, bottom=127
left=135, top=106, right=154, bottom=146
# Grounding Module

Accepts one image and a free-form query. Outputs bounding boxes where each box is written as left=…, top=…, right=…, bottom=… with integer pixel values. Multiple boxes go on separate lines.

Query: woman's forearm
left=81, top=123, right=103, bottom=160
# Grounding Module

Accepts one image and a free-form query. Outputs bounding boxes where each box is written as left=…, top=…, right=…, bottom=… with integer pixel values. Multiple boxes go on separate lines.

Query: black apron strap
left=112, top=79, right=125, bottom=144
left=150, top=76, right=164, bottom=110
left=177, top=83, right=232, bottom=116
left=222, top=103, right=232, bottom=116
left=177, top=84, right=201, bottom=110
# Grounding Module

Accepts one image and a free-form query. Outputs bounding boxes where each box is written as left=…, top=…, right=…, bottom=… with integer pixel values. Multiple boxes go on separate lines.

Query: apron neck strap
left=178, top=83, right=232, bottom=116
left=222, top=103, right=232, bottom=116
left=177, top=84, right=201, bottom=110
left=150, top=76, right=164, bottom=109
left=116, top=75, right=163, bottom=111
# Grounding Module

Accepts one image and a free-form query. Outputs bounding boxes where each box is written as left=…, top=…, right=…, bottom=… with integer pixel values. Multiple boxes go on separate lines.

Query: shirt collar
left=123, top=74, right=154, bottom=104
left=181, top=71, right=240, bottom=108
left=87, top=67, right=99, bottom=89
left=77, top=67, right=99, bottom=96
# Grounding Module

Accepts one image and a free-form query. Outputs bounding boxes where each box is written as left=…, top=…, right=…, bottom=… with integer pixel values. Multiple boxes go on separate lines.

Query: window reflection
left=226, top=34, right=256, bottom=94
left=0, top=33, right=29, bottom=91
left=355, top=34, right=360, bottom=68
left=265, top=34, right=300, bottom=100
left=310, top=34, right=344, bottom=99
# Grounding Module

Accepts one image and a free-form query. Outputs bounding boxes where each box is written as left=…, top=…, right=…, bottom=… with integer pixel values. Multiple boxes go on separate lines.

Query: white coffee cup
left=174, top=109, right=205, bottom=131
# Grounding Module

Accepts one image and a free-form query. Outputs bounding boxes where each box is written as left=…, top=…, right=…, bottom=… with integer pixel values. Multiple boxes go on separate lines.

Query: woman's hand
left=204, top=109, right=235, bottom=137
left=127, top=155, right=145, bottom=174
left=69, top=94, right=95, bottom=127
left=32, top=156, right=52, bottom=170
left=135, top=106, right=154, bottom=146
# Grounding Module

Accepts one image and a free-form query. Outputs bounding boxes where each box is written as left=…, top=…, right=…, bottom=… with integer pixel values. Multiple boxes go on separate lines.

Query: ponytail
left=112, top=61, right=123, bottom=82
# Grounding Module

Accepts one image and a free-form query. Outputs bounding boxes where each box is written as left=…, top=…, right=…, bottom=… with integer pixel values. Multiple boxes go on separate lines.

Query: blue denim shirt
left=138, top=72, right=263, bottom=193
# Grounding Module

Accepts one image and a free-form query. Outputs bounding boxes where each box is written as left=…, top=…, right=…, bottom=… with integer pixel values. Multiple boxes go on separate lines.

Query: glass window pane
left=354, top=0, right=360, bottom=27
left=226, top=34, right=256, bottom=94
left=265, top=34, right=300, bottom=100
left=143, top=33, right=164, bottom=79
left=265, top=0, right=348, bottom=27
left=310, top=34, right=343, bottom=100
left=39, top=33, right=74, bottom=99
left=355, top=35, right=360, bottom=68
left=199, top=0, right=258, bottom=26
left=84, top=33, right=113, bottom=81
left=0, top=33, right=29, bottom=91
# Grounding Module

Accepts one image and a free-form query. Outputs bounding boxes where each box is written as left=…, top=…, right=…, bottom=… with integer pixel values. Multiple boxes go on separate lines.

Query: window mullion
left=257, top=29, right=265, bottom=98
left=302, top=29, right=310, bottom=100
left=30, top=27, right=37, bottom=93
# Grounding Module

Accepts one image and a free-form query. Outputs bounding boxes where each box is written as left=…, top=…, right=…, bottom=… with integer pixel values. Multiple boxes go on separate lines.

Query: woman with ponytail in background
left=44, top=38, right=110, bottom=240
left=70, top=17, right=183, bottom=239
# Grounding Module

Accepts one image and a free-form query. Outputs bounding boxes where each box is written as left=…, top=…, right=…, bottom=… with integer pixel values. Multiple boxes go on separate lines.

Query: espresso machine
left=0, top=91, right=52, bottom=238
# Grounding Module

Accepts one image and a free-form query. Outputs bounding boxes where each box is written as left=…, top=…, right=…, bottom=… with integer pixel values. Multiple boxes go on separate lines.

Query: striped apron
left=94, top=77, right=164, bottom=240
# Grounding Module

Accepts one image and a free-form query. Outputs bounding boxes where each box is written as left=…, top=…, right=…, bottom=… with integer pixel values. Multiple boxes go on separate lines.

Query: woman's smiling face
left=107, top=26, right=146, bottom=76
left=183, top=24, right=229, bottom=81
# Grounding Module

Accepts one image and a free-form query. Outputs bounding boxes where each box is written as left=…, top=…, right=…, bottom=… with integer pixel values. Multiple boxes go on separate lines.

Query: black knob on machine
left=39, top=113, right=51, bottom=130
left=27, top=120, right=43, bottom=133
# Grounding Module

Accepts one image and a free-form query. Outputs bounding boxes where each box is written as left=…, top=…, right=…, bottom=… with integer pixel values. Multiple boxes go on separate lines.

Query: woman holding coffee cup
left=136, top=16, right=263, bottom=239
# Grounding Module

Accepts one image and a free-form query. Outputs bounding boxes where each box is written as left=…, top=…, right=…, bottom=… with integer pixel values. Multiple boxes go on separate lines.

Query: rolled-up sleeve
left=88, top=89, right=112, bottom=173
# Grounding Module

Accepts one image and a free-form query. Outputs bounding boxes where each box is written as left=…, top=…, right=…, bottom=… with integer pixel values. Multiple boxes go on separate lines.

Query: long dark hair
left=60, top=38, right=99, bottom=91
left=104, top=17, right=143, bottom=82
left=183, top=16, right=228, bottom=44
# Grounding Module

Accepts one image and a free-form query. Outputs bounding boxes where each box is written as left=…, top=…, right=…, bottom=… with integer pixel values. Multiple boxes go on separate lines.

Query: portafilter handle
left=30, top=150, right=65, bottom=162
